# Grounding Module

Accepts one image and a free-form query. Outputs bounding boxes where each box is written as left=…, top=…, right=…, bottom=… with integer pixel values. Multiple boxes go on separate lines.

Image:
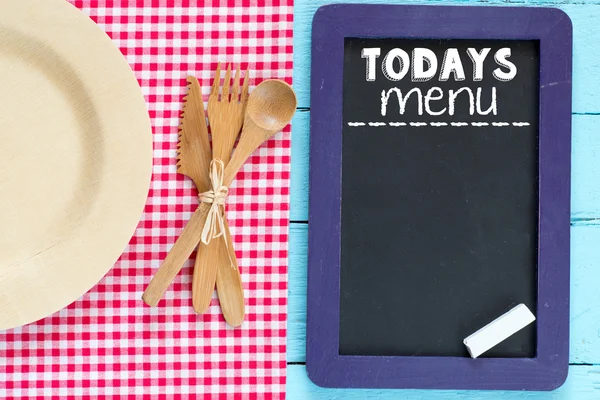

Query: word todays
left=361, top=47, right=516, bottom=83
left=361, top=47, right=518, bottom=117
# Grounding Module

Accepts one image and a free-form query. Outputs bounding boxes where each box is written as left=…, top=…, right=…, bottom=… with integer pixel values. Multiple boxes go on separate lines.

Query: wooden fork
left=192, top=63, right=247, bottom=325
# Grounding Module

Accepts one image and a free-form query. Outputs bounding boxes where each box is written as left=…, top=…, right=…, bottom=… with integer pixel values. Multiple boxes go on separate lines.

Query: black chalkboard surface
left=339, top=38, right=539, bottom=358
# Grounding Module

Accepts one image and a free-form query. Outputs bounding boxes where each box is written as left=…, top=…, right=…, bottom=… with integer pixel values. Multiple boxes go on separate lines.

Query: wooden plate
left=0, top=0, right=152, bottom=329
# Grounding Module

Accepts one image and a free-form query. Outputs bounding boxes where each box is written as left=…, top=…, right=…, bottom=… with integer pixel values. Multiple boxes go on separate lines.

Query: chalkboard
left=307, top=4, right=572, bottom=390
left=339, top=38, right=539, bottom=358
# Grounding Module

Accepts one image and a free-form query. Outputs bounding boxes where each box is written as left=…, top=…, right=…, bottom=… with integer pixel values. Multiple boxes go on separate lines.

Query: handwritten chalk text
left=361, top=47, right=519, bottom=119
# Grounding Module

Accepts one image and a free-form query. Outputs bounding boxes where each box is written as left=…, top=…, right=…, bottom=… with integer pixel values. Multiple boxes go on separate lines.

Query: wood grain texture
left=143, top=81, right=296, bottom=308
left=216, top=220, right=245, bottom=326
left=176, top=76, right=211, bottom=190
left=0, top=0, right=152, bottom=329
left=289, top=0, right=600, bottom=396
left=192, top=63, right=245, bottom=317
left=224, top=80, right=297, bottom=186
left=213, top=66, right=249, bottom=327
left=214, top=79, right=296, bottom=326
left=286, top=364, right=600, bottom=399
left=142, top=204, right=209, bottom=307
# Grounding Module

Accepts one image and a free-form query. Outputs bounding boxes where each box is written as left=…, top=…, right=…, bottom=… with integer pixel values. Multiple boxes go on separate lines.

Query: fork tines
left=211, top=63, right=249, bottom=104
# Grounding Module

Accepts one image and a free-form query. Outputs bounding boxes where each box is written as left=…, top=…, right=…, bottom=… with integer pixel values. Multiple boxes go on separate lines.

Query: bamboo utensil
left=213, top=75, right=295, bottom=327
left=222, top=80, right=298, bottom=185
left=142, top=75, right=211, bottom=310
left=173, top=69, right=247, bottom=326
left=142, top=79, right=297, bottom=308
left=192, top=63, right=248, bottom=323
left=211, top=65, right=249, bottom=327
left=177, top=76, right=211, bottom=198
left=216, top=218, right=246, bottom=326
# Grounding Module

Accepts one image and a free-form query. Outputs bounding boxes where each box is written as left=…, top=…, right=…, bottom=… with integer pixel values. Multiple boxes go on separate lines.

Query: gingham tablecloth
left=0, top=1, right=293, bottom=398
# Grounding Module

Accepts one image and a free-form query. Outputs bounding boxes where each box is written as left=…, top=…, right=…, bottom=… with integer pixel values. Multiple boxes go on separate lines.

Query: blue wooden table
left=286, top=0, right=600, bottom=398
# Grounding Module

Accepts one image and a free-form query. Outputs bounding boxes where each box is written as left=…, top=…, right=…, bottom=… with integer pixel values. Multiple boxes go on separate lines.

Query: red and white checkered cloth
left=0, top=1, right=293, bottom=398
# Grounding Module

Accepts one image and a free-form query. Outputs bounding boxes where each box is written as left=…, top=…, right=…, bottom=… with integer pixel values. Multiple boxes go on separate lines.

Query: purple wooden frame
left=307, top=4, right=572, bottom=391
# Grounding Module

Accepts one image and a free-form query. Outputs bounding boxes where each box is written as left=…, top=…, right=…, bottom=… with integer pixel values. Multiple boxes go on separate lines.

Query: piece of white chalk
left=463, top=304, right=536, bottom=358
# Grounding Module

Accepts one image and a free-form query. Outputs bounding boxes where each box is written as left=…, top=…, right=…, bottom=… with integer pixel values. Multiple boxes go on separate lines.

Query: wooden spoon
left=215, top=79, right=297, bottom=326
left=142, top=79, right=297, bottom=307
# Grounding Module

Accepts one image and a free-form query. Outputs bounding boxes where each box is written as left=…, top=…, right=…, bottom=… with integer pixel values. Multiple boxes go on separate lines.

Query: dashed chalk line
left=347, top=121, right=531, bottom=128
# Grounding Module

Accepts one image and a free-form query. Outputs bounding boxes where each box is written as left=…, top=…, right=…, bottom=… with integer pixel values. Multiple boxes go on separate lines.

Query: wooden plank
left=570, top=224, right=600, bottom=364
left=287, top=364, right=600, bottom=399
left=291, top=113, right=600, bottom=222
left=290, top=111, right=309, bottom=222
left=572, top=116, right=600, bottom=222
left=288, top=223, right=308, bottom=360
left=288, top=223, right=600, bottom=364
left=293, top=0, right=600, bottom=114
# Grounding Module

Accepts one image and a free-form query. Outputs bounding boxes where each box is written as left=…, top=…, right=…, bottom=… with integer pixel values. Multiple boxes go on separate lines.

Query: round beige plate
left=0, top=0, right=152, bottom=329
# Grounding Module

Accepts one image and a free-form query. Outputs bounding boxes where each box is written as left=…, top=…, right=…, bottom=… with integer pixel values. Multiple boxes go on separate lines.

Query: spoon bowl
left=247, top=80, right=297, bottom=131
left=224, top=79, right=297, bottom=186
